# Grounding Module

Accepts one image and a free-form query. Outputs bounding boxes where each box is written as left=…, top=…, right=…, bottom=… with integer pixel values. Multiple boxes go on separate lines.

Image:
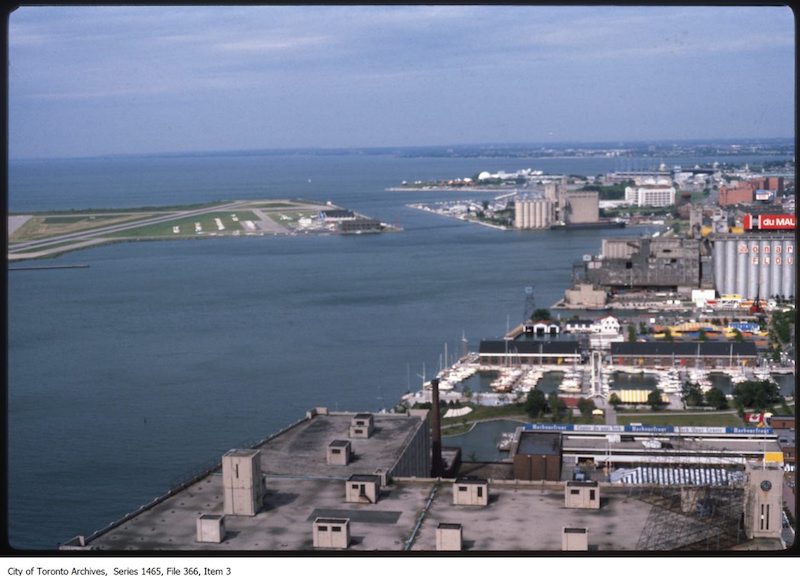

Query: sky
left=7, top=5, right=796, bottom=159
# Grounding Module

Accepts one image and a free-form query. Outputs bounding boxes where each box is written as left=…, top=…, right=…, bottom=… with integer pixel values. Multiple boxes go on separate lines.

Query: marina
left=404, top=351, right=792, bottom=414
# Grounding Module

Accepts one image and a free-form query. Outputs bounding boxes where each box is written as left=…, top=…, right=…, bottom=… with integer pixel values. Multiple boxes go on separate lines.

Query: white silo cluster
left=713, top=233, right=795, bottom=299
left=514, top=197, right=554, bottom=229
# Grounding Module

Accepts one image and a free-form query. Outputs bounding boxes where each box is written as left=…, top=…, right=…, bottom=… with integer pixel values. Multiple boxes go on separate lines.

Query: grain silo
left=782, top=238, right=795, bottom=298
left=713, top=239, right=724, bottom=294
left=735, top=239, right=748, bottom=296
left=724, top=239, right=736, bottom=295
left=771, top=238, right=782, bottom=298
left=747, top=240, right=759, bottom=299
left=760, top=239, right=772, bottom=298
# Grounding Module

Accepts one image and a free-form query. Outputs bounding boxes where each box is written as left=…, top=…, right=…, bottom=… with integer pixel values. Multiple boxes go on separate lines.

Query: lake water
left=7, top=151, right=787, bottom=549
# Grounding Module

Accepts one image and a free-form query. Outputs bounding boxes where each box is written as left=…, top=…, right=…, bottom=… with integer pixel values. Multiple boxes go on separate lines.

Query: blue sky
left=8, top=5, right=795, bottom=159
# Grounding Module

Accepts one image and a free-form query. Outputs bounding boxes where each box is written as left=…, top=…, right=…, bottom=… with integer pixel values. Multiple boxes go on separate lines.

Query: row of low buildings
left=476, top=339, right=759, bottom=369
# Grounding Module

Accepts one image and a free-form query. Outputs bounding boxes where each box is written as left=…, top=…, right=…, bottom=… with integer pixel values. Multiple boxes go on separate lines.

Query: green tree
left=627, top=324, right=637, bottom=342
left=524, top=388, right=547, bottom=419
left=681, top=381, right=704, bottom=407
left=705, top=387, right=729, bottom=410
left=647, top=390, right=665, bottom=411
left=698, top=329, right=708, bottom=342
left=531, top=308, right=552, bottom=322
left=609, top=393, right=622, bottom=409
left=548, top=393, right=566, bottom=422
left=577, top=397, right=597, bottom=418
left=733, top=329, right=744, bottom=343
left=733, top=379, right=781, bottom=412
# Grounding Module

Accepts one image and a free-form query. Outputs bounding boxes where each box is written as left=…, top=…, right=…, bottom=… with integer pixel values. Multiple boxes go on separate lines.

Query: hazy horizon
left=9, top=5, right=795, bottom=160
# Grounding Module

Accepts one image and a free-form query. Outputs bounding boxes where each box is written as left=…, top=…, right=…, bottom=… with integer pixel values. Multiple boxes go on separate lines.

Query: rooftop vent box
left=436, top=523, right=463, bottom=551
left=453, top=476, right=489, bottom=506
left=350, top=413, right=375, bottom=438
left=222, top=449, right=263, bottom=517
left=565, top=481, right=600, bottom=509
left=312, top=517, right=350, bottom=549
left=196, top=514, right=226, bottom=544
left=346, top=474, right=380, bottom=504
left=562, top=527, right=589, bottom=551
left=327, top=440, right=352, bottom=466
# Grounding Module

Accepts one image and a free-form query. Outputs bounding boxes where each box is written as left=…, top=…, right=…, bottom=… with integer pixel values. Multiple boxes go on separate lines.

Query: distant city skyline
left=8, top=5, right=795, bottom=159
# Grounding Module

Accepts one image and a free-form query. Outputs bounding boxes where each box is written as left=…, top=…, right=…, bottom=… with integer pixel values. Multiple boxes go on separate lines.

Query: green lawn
left=439, top=402, right=607, bottom=436
left=105, top=211, right=259, bottom=238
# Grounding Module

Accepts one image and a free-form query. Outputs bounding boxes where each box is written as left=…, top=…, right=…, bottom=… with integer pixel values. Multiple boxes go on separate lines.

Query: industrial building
left=58, top=407, right=789, bottom=552
left=719, top=182, right=755, bottom=206
left=608, top=341, right=758, bottom=368
left=514, top=197, right=554, bottom=229
left=584, top=236, right=709, bottom=292
left=712, top=232, right=795, bottom=300
left=563, top=282, right=608, bottom=308
left=564, top=191, right=600, bottom=224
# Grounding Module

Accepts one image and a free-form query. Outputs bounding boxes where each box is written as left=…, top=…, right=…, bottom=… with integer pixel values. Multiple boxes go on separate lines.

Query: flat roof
left=454, top=477, right=488, bottom=485
left=438, top=523, right=462, bottom=530
left=329, top=440, right=350, bottom=447
left=224, top=448, right=259, bottom=458
left=348, top=474, right=380, bottom=483
left=566, top=480, right=599, bottom=487
left=517, top=431, right=561, bottom=456
left=82, top=477, right=656, bottom=551
left=257, top=411, right=425, bottom=479
left=480, top=340, right=580, bottom=355
left=314, top=517, right=349, bottom=525
left=610, top=341, right=758, bottom=357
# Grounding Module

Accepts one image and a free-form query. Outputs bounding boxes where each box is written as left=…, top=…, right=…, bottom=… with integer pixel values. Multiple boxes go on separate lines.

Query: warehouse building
left=608, top=341, right=758, bottom=368
left=478, top=340, right=581, bottom=366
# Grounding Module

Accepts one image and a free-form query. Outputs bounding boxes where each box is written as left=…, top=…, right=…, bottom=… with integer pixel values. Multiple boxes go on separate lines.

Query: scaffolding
left=632, top=436, right=752, bottom=551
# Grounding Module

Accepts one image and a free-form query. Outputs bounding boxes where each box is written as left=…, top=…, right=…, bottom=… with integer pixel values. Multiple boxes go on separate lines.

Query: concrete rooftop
left=258, top=412, right=423, bottom=479
left=85, top=475, right=656, bottom=552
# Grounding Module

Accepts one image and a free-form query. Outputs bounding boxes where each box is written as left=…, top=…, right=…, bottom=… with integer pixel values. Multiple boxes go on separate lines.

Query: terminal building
left=59, top=408, right=790, bottom=552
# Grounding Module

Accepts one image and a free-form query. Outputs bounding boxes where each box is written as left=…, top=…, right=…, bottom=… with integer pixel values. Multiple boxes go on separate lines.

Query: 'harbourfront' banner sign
left=522, top=423, right=774, bottom=435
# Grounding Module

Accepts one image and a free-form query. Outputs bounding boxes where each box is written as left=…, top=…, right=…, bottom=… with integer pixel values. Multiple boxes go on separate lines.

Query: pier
left=9, top=264, right=90, bottom=271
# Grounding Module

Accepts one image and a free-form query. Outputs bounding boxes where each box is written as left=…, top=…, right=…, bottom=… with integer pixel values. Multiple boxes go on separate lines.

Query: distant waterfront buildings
left=624, top=184, right=677, bottom=207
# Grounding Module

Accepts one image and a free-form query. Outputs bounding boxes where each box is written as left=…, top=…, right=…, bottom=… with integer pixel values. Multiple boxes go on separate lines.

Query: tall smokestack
left=430, top=378, right=444, bottom=477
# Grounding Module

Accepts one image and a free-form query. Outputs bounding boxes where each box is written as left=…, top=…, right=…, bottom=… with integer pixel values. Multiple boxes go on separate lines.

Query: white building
left=594, top=315, right=620, bottom=335
left=624, top=185, right=676, bottom=207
